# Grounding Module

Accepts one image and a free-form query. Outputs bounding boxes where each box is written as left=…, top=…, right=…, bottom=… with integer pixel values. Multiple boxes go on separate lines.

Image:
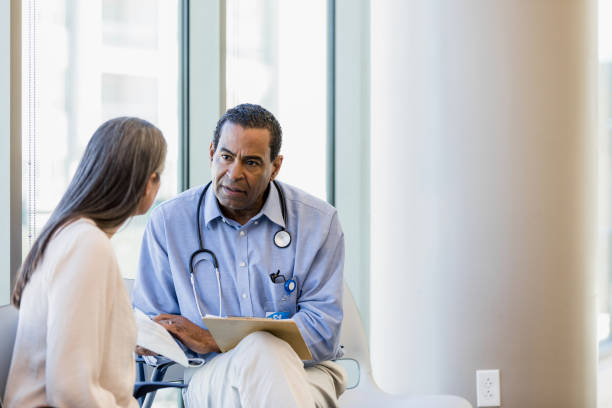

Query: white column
left=370, top=1, right=597, bottom=406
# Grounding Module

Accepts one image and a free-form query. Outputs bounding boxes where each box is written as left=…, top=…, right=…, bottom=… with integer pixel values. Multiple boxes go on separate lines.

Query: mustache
left=220, top=184, right=247, bottom=194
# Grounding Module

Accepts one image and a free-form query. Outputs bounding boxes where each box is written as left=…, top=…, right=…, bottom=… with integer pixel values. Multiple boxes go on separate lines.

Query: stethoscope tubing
left=190, top=180, right=290, bottom=318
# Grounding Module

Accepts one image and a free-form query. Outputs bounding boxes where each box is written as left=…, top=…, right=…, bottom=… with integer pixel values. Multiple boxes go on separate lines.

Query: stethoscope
left=189, top=180, right=294, bottom=318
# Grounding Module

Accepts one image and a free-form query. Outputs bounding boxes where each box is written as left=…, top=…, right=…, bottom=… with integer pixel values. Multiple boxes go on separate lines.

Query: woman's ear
left=137, top=172, right=161, bottom=215
left=146, top=172, right=160, bottom=194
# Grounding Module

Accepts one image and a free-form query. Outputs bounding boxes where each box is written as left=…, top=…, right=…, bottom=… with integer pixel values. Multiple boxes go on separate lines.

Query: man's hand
left=153, top=313, right=221, bottom=355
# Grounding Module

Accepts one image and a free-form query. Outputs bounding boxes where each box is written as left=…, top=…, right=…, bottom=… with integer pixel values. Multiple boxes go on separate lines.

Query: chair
left=0, top=304, right=19, bottom=407
left=126, top=278, right=473, bottom=408
left=123, top=279, right=187, bottom=408
left=134, top=354, right=188, bottom=407
left=337, top=285, right=472, bottom=407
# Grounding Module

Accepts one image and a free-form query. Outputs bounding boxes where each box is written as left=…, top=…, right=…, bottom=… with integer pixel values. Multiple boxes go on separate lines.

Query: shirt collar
left=202, top=181, right=286, bottom=229
left=259, top=181, right=285, bottom=228
left=203, top=182, right=229, bottom=228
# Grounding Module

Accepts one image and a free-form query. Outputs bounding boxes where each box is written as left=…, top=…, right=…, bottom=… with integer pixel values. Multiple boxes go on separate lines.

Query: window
left=10, top=0, right=333, bottom=302
left=226, top=0, right=329, bottom=201
left=21, top=0, right=181, bottom=279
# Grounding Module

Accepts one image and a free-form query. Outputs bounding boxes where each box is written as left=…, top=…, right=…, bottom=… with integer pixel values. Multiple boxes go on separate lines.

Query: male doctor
left=133, top=103, right=347, bottom=407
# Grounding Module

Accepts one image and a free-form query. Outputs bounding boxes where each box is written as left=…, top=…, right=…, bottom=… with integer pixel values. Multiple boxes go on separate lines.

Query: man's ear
left=209, top=142, right=215, bottom=164
left=270, top=155, right=283, bottom=180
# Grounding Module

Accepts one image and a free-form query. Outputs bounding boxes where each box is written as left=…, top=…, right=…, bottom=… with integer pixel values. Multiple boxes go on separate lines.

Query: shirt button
left=242, top=293, right=247, bottom=299
left=240, top=231, right=245, bottom=236
left=239, top=261, right=246, bottom=267
left=254, top=221, right=259, bottom=225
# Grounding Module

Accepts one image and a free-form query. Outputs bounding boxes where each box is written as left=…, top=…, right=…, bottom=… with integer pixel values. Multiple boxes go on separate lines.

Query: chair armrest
left=133, top=381, right=188, bottom=400
left=134, top=355, right=186, bottom=406
left=135, top=355, right=181, bottom=381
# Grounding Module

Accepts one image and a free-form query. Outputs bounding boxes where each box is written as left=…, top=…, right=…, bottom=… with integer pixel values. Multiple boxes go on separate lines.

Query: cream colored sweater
left=4, top=218, right=138, bottom=408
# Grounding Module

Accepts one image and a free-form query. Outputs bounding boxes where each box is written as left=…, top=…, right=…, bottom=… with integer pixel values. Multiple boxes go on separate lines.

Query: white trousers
left=183, top=332, right=347, bottom=408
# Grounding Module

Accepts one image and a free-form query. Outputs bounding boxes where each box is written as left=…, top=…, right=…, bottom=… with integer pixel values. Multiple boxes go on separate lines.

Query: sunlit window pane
left=103, top=0, right=158, bottom=49
left=226, top=0, right=328, bottom=201
left=102, top=74, right=159, bottom=122
left=22, top=0, right=180, bottom=279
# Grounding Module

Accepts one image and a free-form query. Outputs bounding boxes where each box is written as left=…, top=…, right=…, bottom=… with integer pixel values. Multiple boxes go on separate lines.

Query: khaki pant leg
left=184, top=331, right=315, bottom=408
left=304, top=361, right=348, bottom=408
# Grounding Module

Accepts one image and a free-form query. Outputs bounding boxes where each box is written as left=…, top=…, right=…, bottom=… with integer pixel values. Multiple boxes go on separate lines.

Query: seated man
left=133, top=103, right=347, bottom=407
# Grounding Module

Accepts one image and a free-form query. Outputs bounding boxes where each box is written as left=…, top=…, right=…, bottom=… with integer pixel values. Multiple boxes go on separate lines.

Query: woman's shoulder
left=42, top=218, right=118, bottom=285
left=52, top=218, right=113, bottom=257
left=57, top=217, right=107, bottom=238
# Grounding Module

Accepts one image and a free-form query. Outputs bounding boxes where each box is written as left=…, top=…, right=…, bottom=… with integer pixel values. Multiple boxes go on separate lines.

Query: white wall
left=370, top=0, right=597, bottom=406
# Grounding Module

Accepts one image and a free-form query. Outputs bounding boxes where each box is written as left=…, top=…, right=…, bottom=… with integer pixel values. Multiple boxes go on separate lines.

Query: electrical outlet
left=476, top=369, right=500, bottom=407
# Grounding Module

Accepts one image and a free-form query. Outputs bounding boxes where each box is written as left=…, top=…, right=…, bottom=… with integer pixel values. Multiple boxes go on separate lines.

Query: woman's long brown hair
left=11, top=117, right=167, bottom=307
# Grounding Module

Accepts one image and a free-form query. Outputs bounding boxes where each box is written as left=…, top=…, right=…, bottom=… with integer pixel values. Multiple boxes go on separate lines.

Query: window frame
left=185, top=0, right=225, bottom=189
left=4, top=0, right=21, bottom=306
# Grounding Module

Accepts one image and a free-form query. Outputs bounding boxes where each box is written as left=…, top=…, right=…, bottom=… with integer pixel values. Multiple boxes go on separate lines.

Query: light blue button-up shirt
left=132, top=181, right=345, bottom=363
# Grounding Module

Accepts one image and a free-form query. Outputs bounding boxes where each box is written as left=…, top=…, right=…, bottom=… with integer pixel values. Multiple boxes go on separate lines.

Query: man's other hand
left=135, top=346, right=157, bottom=356
left=153, top=313, right=221, bottom=354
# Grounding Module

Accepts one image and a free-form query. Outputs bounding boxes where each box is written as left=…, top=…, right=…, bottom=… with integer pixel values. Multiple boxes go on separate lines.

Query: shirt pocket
left=263, top=276, right=299, bottom=318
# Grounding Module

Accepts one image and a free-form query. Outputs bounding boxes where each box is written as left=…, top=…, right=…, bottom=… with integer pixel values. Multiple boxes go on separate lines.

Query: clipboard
left=202, top=316, right=313, bottom=360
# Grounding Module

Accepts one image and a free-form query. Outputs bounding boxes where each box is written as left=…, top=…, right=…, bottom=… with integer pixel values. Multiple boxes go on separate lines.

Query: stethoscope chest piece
left=274, top=229, right=291, bottom=248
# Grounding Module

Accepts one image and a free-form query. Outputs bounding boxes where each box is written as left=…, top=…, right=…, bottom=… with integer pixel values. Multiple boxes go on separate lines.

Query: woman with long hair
left=4, top=117, right=166, bottom=408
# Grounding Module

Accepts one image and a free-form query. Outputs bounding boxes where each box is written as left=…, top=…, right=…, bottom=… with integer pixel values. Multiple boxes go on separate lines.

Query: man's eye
left=221, top=154, right=232, bottom=161
left=246, top=160, right=259, bottom=166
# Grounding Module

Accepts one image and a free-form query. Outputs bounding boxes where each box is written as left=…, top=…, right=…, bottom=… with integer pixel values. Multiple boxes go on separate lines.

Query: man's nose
left=227, top=161, right=244, bottom=180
